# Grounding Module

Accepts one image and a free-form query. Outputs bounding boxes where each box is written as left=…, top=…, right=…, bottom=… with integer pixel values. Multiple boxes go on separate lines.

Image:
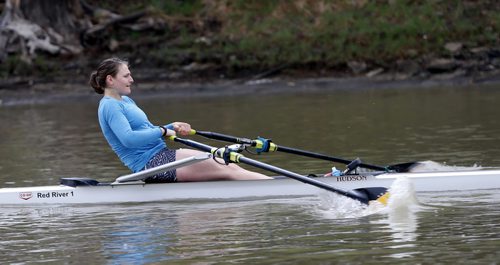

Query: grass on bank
left=201, top=0, right=499, bottom=70
left=106, top=0, right=500, bottom=73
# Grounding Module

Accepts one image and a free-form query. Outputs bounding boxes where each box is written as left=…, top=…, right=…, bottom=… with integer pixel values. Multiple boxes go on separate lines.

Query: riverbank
left=1, top=0, right=499, bottom=106
left=1, top=65, right=499, bottom=107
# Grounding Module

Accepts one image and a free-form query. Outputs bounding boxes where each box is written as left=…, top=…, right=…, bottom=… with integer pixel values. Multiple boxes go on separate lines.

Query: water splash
left=316, top=176, right=419, bottom=219
left=315, top=192, right=368, bottom=218
left=314, top=177, right=423, bottom=258
left=385, top=176, right=418, bottom=211
left=409, top=160, right=482, bottom=172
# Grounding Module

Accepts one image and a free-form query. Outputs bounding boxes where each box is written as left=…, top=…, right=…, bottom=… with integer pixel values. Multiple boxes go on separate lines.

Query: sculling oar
left=168, top=135, right=389, bottom=205
left=190, top=130, right=419, bottom=173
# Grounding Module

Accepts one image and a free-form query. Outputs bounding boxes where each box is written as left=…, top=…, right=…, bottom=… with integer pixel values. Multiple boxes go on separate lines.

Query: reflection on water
left=1, top=84, right=500, bottom=263
left=103, top=208, right=177, bottom=263
left=385, top=177, right=419, bottom=247
left=376, top=178, right=421, bottom=258
left=1, top=192, right=499, bottom=264
left=316, top=175, right=422, bottom=258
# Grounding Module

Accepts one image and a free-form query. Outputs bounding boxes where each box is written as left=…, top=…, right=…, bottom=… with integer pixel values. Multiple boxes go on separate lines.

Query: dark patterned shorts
left=144, top=148, right=177, bottom=183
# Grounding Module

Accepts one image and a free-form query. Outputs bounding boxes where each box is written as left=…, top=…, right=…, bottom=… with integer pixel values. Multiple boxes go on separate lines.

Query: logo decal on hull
left=336, top=175, right=368, bottom=182
left=19, top=192, right=33, bottom=200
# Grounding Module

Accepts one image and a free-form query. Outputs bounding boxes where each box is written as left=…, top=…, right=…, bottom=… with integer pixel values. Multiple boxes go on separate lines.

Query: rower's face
left=109, top=64, right=134, bottom=95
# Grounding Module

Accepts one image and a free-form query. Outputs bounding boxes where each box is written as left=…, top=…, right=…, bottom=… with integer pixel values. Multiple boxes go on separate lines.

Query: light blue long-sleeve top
left=98, top=96, right=170, bottom=172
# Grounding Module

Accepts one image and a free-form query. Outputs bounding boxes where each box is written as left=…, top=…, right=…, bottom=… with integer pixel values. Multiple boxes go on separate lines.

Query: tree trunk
left=0, top=0, right=85, bottom=63
left=0, top=0, right=154, bottom=65
left=20, top=0, right=84, bottom=39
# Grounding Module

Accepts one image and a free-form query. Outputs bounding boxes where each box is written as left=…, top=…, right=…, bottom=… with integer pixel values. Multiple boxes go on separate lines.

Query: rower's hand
left=171, top=122, right=192, bottom=136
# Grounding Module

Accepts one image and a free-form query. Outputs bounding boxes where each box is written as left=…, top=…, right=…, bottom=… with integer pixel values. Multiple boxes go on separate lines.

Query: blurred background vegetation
left=1, top=0, right=499, bottom=82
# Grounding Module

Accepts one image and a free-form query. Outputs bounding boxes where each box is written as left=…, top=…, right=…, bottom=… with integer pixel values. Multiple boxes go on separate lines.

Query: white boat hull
left=1, top=169, right=500, bottom=205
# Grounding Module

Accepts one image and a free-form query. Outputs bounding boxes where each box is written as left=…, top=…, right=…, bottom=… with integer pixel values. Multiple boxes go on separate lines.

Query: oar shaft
left=193, top=130, right=254, bottom=145
left=193, top=130, right=387, bottom=171
left=170, top=136, right=215, bottom=153
left=169, top=136, right=370, bottom=204
left=276, top=145, right=351, bottom=164
left=237, top=156, right=368, bottom=203
left=275, top=145, right=386, bottom=171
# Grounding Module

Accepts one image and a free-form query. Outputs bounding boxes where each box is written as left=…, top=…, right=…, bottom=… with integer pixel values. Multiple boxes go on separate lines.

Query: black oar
left=190, top=130, right=419, bottom=173
left=168, top=136, right=389, bottom=205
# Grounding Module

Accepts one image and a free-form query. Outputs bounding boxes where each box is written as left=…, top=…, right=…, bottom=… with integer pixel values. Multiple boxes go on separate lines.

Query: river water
left=1, top=82, right=499, bottom=264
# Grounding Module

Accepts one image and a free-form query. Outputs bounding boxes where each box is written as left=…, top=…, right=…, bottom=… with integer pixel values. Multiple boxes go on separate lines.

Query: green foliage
left=2, top=0, right=498, bottom=78
left=149, top=0, right=204, bottom=16
left=207, top=0, right=499, bottom=70
left=0, top=55, right=56, bottom=78
left=0, top=56, right=31, bottom=77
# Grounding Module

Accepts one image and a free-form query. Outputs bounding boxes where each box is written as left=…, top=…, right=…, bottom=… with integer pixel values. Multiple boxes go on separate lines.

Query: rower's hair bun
left=89, top=71, right=103, bottom=94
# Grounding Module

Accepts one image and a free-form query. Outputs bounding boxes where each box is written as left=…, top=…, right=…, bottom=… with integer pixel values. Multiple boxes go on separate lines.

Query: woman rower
left=89, top=57, right=271, bottom=183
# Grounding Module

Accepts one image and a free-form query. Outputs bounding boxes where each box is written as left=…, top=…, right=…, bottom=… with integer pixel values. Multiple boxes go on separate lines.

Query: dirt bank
left=1, top=66, right=499, bottom=107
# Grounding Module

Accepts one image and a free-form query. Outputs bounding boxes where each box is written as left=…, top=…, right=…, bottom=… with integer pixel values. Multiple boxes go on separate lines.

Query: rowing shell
left=1, top=169, right=500, bottom=205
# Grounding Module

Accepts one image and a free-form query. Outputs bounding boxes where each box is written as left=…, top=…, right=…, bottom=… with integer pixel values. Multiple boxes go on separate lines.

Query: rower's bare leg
left=175, top=149, right=272, bottom=182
